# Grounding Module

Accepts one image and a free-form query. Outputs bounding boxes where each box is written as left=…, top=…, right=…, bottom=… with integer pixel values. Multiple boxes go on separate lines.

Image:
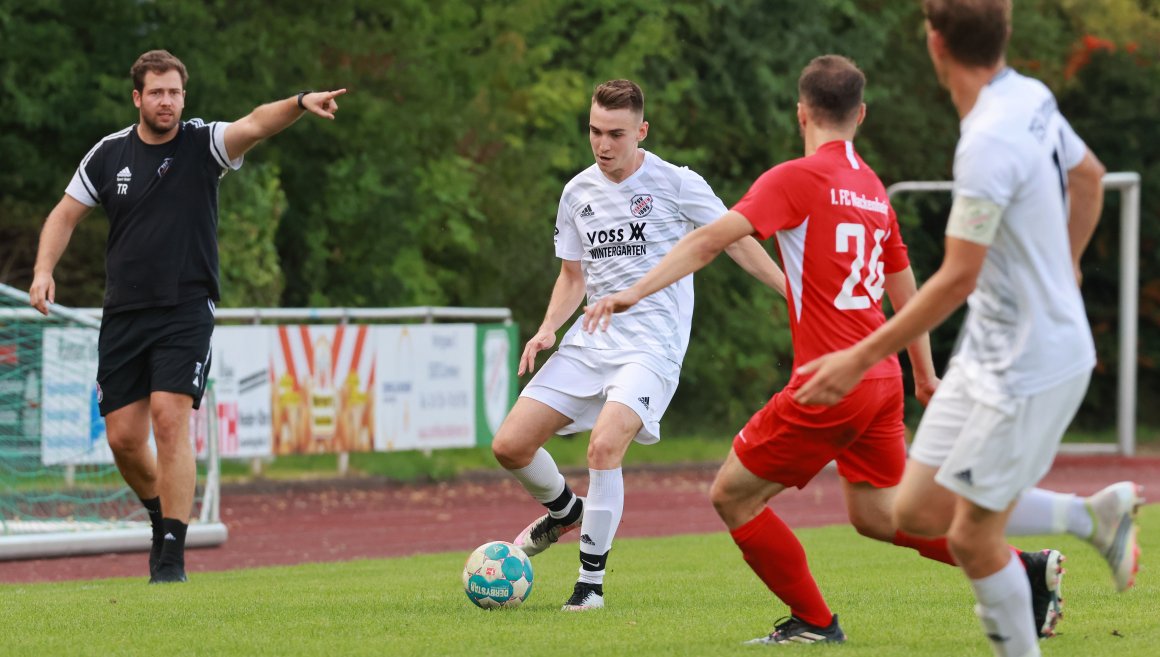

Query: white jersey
left=554, top=150, right=727, bottom=380
left=951, top=68, right=1096, bottom=395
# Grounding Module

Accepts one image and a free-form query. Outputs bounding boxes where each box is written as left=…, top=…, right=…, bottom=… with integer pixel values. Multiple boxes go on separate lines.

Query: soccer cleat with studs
left=1084, top=481, right=1143, bottom=592
left=1018, top=549, right=1065, bottom=638
left=513, top=498, right=584, bottom=557
left=561, top=581, right=604, bottom=611
left=744, top=614, right=847, bottom=645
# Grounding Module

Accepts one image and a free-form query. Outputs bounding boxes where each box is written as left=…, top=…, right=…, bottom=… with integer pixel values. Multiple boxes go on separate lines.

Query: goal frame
left=886, top=172, right=1142, bottom=456
left=0, top=282, right=227, bottom=560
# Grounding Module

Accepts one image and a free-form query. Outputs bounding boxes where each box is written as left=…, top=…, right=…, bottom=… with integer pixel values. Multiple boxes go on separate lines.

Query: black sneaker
left=1018, top=549, right=1065, bottom=638
left=149, top=563, right=188, bottom=584
left=561, top=581, right=604, bottom=611
left=745, top=614, right=847, bottom=645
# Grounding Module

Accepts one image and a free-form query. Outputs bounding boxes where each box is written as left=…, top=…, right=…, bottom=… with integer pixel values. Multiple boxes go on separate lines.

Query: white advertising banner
left=376, top=324, right=477, bottom=451
left=209, top=327, right=273, bottom=458
left=40, top=328, right=109, bottom=465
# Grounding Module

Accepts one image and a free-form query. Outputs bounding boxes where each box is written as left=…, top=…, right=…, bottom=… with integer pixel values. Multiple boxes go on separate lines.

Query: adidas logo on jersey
left=579, top=204, right=595, bottom=217
left=637, top=396, right=650, bottom=410
left=116, top=167, right=131, bottom=195
left=954, top=469, right=974, bottom=486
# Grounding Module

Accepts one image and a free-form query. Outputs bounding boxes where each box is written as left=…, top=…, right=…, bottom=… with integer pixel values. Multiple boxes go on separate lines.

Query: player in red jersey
left=584, top=55, right=938, bottom=643
left=584, top=55, right=1068, bottom=645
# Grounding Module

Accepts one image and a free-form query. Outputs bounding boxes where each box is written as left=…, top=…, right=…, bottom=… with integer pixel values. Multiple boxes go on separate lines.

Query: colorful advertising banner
left=375, top=324, right=477, bottom=451
left=35, top=321, right=517, bottom=461
left=270, top=325, right=376, bottom=455
left=210, top=327, right=273, bottom=458
left=39, top=328, right=108, bottom=465
left=476, top=323, right=519, bottom=446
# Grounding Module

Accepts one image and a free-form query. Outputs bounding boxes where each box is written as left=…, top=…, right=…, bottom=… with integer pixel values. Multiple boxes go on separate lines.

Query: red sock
left=893, top=530, right=957, bottom=566
left=730, top=507, right=832, bottom=628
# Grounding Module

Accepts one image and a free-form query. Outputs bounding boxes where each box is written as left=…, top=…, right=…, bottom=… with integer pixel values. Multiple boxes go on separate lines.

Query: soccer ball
left=462, top=541, right=534, bottom=609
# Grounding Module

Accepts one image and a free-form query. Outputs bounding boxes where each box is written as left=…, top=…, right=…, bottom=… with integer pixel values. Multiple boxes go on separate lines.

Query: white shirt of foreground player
left=951, top=68, right=1096, bottom=397
left=553, top=150, right=727, bottom=381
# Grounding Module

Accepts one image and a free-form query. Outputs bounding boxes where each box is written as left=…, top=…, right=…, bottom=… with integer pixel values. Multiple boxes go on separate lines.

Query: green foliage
left=1058, top=45, right=1160, bottom=426
left=218, top=163, right=287, bottom=307
left=0, top=0, right=1155, bottom=430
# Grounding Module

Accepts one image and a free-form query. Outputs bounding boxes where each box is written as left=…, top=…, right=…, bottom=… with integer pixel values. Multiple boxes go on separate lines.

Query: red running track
left=1, top=454, right=1156, bottom=584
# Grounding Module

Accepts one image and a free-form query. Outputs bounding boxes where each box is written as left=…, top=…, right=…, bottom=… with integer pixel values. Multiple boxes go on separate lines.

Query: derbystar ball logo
left=630, top=194, right=653, bottom=218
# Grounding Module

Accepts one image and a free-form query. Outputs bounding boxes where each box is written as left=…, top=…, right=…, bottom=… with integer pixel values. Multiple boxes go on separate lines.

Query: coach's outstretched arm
left=224, top=89, right=348, bottom=161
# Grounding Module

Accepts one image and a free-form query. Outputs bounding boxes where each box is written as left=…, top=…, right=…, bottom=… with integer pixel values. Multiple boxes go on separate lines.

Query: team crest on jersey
left=157, top=157, right=174, bottom=178
left=630, top=194, right=653, bottom=218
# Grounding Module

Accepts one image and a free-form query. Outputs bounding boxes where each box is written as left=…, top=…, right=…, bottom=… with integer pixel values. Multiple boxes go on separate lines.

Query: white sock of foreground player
left=970, top=552, right=1040, bottom=657
left=1006, top=488, right=1092, bottom=538
left=510, top=448, right=581, bottom=521
left=577, top=467, right=624, bottom=586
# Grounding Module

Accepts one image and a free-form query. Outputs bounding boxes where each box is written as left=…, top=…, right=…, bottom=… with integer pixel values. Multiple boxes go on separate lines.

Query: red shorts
left=733, top=376, right=906, bottom=490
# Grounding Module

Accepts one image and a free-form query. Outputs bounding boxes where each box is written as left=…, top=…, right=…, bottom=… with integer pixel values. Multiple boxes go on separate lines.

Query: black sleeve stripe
left=77, top=169, right=99, bottom=202
left=208, top=121, right=230, bottom=169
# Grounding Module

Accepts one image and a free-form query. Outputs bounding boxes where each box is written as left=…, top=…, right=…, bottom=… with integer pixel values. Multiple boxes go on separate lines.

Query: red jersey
left=732, top=140, right=909, bottom=385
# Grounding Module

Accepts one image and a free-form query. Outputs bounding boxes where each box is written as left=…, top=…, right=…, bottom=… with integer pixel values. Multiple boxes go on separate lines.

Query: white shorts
left=520, top=346, right=678, bottom=444
left=909, top=361, right=1091, bottom=512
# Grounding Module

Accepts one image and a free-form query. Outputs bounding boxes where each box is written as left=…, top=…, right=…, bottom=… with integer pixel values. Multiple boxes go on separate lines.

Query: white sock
left=970, top=553, right=1040, bottom=657
left=577, top=467, right=624, bottom=586
left=509, top=448, right=576, bottom=519
left=1006, top=488, right=1092, bottom=538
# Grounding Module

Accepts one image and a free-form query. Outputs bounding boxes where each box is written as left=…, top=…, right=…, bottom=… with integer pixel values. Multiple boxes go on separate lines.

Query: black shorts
left=96, top=297, right=215, bottom=416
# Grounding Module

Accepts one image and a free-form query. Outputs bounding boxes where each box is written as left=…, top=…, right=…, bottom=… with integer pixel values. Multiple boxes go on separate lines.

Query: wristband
left=296, top=90, right=312, bottom=110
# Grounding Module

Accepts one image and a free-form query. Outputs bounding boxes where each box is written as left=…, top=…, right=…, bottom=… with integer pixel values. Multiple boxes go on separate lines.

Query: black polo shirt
left=65, top=119, right=243, bottom=313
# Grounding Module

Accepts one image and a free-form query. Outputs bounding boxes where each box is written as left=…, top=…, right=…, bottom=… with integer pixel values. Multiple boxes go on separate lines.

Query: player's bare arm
left=1066, top=149, right=1106, bottom=285
left=582, top=211, right=754, bottom=332
left=520, top=259, right=585, bottom=376
left=794, top=236, right=988, bottom=406
left=223, top=89, right=348, bottom=161
left=28, top=194, right=94, bottom=315
left=724, top=236, right=787, bottom=298
left=882, top=267, right=939, bottom=405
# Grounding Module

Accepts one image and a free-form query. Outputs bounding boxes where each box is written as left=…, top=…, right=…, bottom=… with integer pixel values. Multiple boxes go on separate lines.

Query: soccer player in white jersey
left=491, top=79, right=786, bottom=611
left=794, top=2, right=1141, bottom=656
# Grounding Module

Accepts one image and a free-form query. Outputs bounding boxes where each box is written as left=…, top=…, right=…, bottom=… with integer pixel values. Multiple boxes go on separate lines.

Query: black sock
left=141, top=497, right=163, bottom=541
left=545, top=485, right=581, bottom=524
left=159, top=518, right=188, bottom=569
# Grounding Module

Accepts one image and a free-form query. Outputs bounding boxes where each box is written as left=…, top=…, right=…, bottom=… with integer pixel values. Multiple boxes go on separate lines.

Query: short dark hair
left=798, top=55, right=865, bottom=127
left=592, top=79, right=644, bottom=115
left=923, top=0, right=1011, bottom=68
left=130, top=50, right=188, bottom=92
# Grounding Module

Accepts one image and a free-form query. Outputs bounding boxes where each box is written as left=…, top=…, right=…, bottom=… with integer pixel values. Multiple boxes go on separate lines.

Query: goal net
left=0, top=282, right=226, bottom=560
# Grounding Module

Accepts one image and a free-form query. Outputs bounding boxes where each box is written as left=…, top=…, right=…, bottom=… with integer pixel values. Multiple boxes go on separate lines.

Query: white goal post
left=0, top=282, right=227, bottom=560
left=886, top=172, right=1142, bottom=456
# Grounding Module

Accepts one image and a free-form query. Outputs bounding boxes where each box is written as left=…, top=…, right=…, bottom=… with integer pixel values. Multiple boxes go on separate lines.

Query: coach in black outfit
left=29, top=49, right=345, bottom=583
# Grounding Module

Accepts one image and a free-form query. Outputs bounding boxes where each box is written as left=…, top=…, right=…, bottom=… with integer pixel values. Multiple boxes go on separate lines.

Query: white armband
left=945, top=196, right=1003, bottom=246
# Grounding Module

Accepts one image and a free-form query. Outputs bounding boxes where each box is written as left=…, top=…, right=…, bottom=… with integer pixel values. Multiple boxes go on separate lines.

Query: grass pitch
left=2, top=506, right=1156, bottom=657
